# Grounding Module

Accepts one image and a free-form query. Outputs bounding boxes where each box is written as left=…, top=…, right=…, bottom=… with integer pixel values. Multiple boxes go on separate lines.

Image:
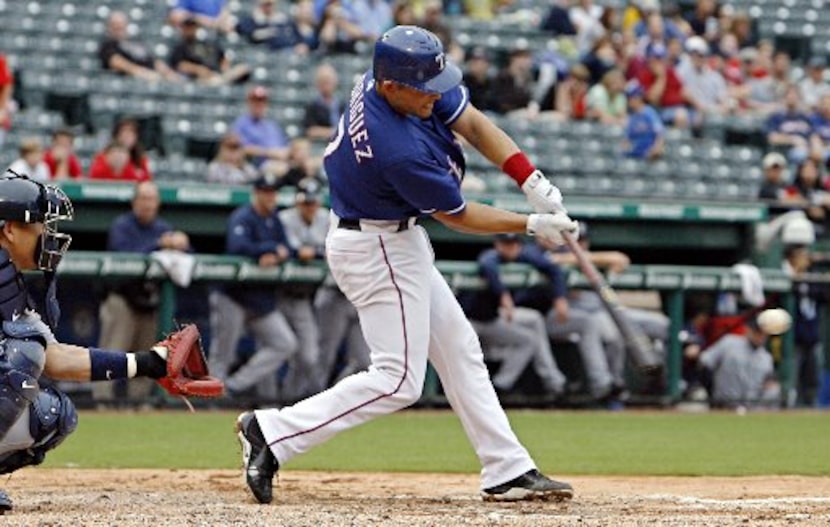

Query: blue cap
left=373, top=25, right=462, bottom=94
left=624, top=80, right=645, bottom=98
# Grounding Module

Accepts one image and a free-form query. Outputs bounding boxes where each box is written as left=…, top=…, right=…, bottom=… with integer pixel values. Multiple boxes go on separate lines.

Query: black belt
left=338, top=218, right=411, bottom=232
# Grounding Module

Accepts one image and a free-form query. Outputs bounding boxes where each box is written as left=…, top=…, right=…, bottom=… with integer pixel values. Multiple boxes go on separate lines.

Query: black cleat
left=0, top=489, right=12, bottom=514
left=236, top=411, right=278, bottom=504
left=481, top=469, right=574, bottom=502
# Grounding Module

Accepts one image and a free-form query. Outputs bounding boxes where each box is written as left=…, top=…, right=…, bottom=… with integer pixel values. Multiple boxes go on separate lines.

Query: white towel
left=731, top=263, right=765, bottom=307
left=151, top=250, right=196, bottom=288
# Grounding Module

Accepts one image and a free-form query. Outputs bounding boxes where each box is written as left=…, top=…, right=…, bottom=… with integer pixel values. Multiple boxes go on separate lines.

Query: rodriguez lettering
left=348, top=79, right=374, bottom=163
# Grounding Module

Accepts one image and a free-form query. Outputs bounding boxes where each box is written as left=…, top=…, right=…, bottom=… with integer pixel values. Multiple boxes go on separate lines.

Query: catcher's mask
left=0, top=170, right=74, bottom=271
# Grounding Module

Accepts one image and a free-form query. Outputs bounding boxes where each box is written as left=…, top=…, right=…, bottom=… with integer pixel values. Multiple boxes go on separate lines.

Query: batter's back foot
left=236, top=411, right=279, bottom=504
left=481, top=469, right=573, bottom=502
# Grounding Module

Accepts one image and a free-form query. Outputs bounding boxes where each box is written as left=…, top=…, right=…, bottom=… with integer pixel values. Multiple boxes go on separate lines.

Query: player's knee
left=375, top=365, right=425, bottom=407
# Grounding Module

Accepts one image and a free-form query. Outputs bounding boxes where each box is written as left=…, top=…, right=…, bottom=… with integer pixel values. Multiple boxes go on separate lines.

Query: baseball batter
left=237, top=26, right=578, bottom=503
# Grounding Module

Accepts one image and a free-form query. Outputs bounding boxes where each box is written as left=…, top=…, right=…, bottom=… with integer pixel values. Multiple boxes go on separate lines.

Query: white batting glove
left=521, top=170, right=567, bottom=214
left=527, top=213, right=579, bottom=246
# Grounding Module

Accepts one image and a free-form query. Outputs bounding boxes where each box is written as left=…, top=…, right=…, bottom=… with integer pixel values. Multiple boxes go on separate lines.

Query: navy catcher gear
left=0, top=171, right=74, bottom=272
left=372, top=25, right=461, bottom=94
left=0, top=385, right=77, bottom=474
left=0, top=323, right=46, bottom=440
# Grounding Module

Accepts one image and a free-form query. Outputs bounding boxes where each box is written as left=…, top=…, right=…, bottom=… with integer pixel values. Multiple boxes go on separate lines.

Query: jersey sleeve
left=434, top=85, right=470, bottom=126
left=384, top=157, right=466, bottom=215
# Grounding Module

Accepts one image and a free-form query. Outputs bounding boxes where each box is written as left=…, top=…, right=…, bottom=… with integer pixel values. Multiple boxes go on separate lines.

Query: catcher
left=0, top=173, right=222, bottom=514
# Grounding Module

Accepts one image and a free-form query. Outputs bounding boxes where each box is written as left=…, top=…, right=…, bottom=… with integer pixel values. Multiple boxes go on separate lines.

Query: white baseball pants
left=255, top=223, right=537, bottom=489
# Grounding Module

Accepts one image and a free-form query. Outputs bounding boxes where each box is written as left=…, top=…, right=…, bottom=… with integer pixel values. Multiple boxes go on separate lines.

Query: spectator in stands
left=207, top=132, right=260, bottom=185
left=302, top=63, right=345, bottom=141
left=99, top=11, right=183, bottom=83
left=540, top=0, right=577, bottom=37
left=236, top=0, right=310, bottom=55
left=0, top=52, right=14, bottom=148
left=276, top=138, right=324, bottom=188
left=683, top=0, right=718, bottom=40
left=696, top=315, right=780, bottom=409
left=207, top=174, right=299, bottom=402
left=586, top=67, right=627, bottom=125
left=168, top=17, right=251, bottom=85
left=232, top=85, right=291, bottom=173
left=553, top=64, right=591, bottom=121
left=462, top=46, right=494, bottom=112
left=89, top=142, right=145, bottom=182
left=293, top=0, right=321, bottom=50
left=318, top=0, right=387, bottom=54
left=676, top=36, right=731, bottom=117
left=800, top=57, right=830, bottom=112
left=728, top=10, right=756, bottom=49
left=770, top=51, right=795, bottom=98
left=168, top=0, right=236, bottom=33
left=94, top=181, right=191, bottom=406
left=634, top=11, right=684, bottom=50
left=459, top=234, right=567, bottom=399
left=810, top=93, right=830, bottom=166
left=8, top=137, right=50, bottom=182
left=638, top=42, right=701, bottom=129
left=623, top=81, right=664, bottom=160
left=740, top=46, right=781, bottom=115
left=546, top=222, right=669, bottom=406
left=766, top=84, right=815, bottom=164
left=278, top=179, right=328, bottom=401
left=113, top=118, right=153, bottom=180
left=463, top=0, right=514, bottom=20
left=757, top=152, right=798, bottom=213
left=43, top=128, right=84, bottom=180
left=581, top=34, right=618, bottom=85
left=392, top=0, right=416, bottom=26
left=490, top=47, right=537, bottom=117
left=572, top=1, right=617, bottom=58
left=785, top=159, right=830, bottom=225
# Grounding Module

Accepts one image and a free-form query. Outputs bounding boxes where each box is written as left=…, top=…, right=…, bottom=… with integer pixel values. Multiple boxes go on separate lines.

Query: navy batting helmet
left=373, top=25, right=462, bottom=94
left=0, top=170, right=74, bottom=271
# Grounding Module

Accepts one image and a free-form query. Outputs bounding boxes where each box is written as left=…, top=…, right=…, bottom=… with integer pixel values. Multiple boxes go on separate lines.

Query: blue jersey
left=324, top=71, right=469, bottom=221
left=625, top=105, right=663, bottom=159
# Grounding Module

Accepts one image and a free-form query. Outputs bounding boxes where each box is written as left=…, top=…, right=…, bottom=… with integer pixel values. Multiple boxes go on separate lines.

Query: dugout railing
left=54, top=252, right=795, bottom=406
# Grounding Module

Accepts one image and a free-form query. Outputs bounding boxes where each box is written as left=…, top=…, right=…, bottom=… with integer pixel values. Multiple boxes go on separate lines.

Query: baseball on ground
left=756, top=308, right=792, bottom=335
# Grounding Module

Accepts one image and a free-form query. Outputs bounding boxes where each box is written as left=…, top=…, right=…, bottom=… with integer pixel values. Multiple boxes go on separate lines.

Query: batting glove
left=527, top=213, right=579, bottom=246
left=521, top=170, right=567, bottom=214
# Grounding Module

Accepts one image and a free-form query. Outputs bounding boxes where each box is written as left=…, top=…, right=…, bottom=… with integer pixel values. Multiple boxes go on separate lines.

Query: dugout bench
left=55, top=252, right=794, bottom=405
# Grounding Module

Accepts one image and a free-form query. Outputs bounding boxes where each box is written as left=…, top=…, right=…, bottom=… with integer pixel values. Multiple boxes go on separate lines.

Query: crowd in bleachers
left=0, top=0, right=826, bottom=203
left=1, top=0, right=829, bottom=410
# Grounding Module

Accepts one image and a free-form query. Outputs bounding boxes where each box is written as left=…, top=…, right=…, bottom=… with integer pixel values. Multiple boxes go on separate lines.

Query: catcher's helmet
left=372, top=25, right=461, bottom=94
left=0, top=171, right=74, bottom=271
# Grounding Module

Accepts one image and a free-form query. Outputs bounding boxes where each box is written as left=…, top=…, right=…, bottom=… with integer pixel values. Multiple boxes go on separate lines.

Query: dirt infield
left=2, top=469, right=829, bottom=526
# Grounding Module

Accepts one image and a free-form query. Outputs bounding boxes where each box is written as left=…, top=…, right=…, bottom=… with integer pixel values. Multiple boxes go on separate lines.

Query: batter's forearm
left=433, top=202, right=527, bottom=235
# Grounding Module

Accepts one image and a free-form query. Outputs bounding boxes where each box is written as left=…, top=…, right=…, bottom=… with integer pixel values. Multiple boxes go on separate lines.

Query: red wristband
left=501, top=152, right=536, bottom=186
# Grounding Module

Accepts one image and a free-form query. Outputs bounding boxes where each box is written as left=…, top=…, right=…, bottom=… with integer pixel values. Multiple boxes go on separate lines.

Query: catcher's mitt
left=154, top=324, right=225, bottom=398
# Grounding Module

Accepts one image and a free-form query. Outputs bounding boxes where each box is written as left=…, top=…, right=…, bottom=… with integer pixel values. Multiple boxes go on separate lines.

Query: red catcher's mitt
left=155, top=324, right=224, bottom=398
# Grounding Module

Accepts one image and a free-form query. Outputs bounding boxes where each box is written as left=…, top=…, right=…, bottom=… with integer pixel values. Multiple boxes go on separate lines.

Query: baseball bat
left=562, top=232, right=663, bottom=373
